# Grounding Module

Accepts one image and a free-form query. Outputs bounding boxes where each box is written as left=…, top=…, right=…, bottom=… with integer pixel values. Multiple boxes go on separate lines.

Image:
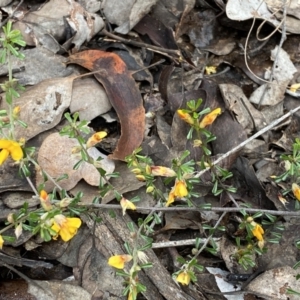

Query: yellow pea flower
left=40, top=190, right=53, bottom=211
left=13, top=106, right=21, bottom=118
left=0, top=235, right=4, bottom=249
left=199, top=108, right=221, bottom=128
left=174, top=180, right=188, bottom=198
left=290, top=83, right=300, bottom=93
left=108, top=254, right=133, bottom=269
left=166, top=180, right=188, bottom=206
left=205, top=66, right=217, bottom=75
left=86, top=131, right=107, bottom=148
left=120, top=197, right=136, bottom=215
left=176, top=271, right=191, bottom=285
left=177, top=110, right=194, bottom=125
left=0, top=139, right=23, bottom=165
left=51, top=215, right=81, bottom=242
left=166, top=190, right=175, bottom=207
left=292, top=183, right=300, bottom=201
left=151, top=166, right=176, bottom=177
left=252, top=223, right=264, bottom=241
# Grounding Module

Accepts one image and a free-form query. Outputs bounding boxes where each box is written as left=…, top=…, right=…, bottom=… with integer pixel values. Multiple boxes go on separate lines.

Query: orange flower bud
left=86, top=131, right=107, bottom=148
left=199, top=108, right=221, bottom=128
left=40, top=190, right=53, bottom=211
left=177, top=110, right=194, bottom=125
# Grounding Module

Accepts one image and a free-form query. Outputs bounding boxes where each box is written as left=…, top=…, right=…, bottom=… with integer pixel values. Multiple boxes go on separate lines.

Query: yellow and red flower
left=252, top=223, right=264, bottom=241
left=199, top=108, right=221, bottom=128
left=120, top=197, right=136, bottom=215
left=86, top=131, right=107, bottom=148
left=0, top=139, right=23, bottom=165
left=108, top=254, right=133, bottom=269
left=166, top=180, right=188, bottom=207
left=51, top=215, right=81, bottom=242
left=177, top=110, right=194, bottom=125
left=174, top=180, right=188, bottom=198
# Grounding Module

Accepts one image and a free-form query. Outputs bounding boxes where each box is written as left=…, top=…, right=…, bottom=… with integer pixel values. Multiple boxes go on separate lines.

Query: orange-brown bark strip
left=69, top=50, right=145, bottom=160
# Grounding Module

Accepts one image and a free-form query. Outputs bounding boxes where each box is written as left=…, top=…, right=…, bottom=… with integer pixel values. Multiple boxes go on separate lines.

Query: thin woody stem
left=79, top=203, right=300, bottom=217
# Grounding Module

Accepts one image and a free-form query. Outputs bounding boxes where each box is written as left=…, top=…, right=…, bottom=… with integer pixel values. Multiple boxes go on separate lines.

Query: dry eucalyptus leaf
left=265, top=0, right=300, bottom=33
left=101, top=0, right=159, bottom=34
left=265, top=0, right=300, bottom=19
left=70, top=77, right=111, bottom=121
left=72, top=234, right=125, bottom=298
left=0, top=48, right=73, bottom=86
left=37, top=133, right=115, bottom=191
left=249, top=81, right=288, bottom=106
left=0, top=0, right=13, bottom=5
left=1, top=76, right=75, bottom=141
left=220, top=236, right=255, bottom=274
left=162, top=211, right=201, bottom=231
left=270, top=46, right=297, bottom=82
left=14, top=0, right=104, bottom=53
left=13, top=0, right=71, bottom=47
left=219, top=83, right=267, bottom=134
left=245, top=266, right=300, bottom=299
left=261, top=101, right=284, bottom=124
left=226, top=0, right=281, bottom=28
left=2, top=192, right=38, bottom=209
left=76, top=0, right=101, bottom=12
left=67, top=1, right=104, bottom=51
left=203, top=38, right=236, bottom=56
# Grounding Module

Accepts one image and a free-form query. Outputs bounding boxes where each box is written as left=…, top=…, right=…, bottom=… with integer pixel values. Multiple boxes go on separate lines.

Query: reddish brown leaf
left=68, top=50, right=145, bottom=160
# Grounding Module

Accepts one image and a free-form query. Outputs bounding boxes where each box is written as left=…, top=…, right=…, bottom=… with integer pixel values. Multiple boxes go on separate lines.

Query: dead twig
left=195, top=105, right=300, bottom=179
left=80, top=202, right=300, bottom=217
left=152, top=238, right=220, bottom=249
left=101, top=29, right=181, bottom=60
